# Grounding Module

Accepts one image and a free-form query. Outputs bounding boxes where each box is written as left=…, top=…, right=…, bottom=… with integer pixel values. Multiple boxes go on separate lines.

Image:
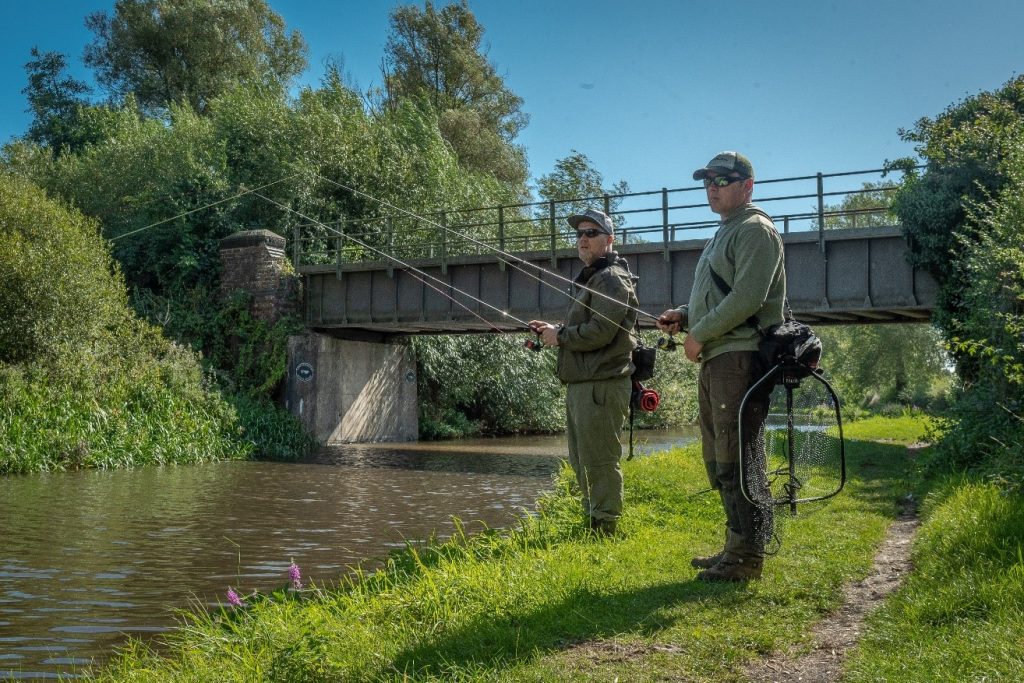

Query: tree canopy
left=83, top=0, right=308, bottom=115
left=887, top=74, right=1024, bottom=481
left=535, top=150, right=629, bottom=232
left=22, top=48, right=93, bottom=153
left=383, top=0, right=529, bottom=186
left=891, top=75, right=1024, bottom=376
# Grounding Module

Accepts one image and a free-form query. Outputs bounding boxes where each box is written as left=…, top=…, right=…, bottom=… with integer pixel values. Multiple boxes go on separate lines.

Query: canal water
left=0, top=429, right=697, bottom=680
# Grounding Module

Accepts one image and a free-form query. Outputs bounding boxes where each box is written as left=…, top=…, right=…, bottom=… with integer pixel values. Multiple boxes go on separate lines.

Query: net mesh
left=740, top=368, right=844, bottom=557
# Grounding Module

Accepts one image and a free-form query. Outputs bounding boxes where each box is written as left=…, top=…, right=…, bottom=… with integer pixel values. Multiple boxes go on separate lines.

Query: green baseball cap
left=567, top=208, right=614, bottom=235
left=692, top=151, right=754, bottom=180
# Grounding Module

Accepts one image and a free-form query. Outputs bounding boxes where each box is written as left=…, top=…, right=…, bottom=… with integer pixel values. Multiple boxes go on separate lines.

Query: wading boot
left=696, top=557, right=763, bottom=582
left=690, top=550, right=726, bottom=570
left=692, top=529, right=740, bottom=569
left=589, top=516, right=617, bottom=536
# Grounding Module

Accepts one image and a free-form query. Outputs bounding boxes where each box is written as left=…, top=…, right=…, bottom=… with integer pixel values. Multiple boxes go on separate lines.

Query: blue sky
left=1, top=0, right=1021, bottom=198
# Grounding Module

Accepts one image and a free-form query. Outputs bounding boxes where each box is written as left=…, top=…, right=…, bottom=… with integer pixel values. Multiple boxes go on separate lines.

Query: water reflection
left=0, top=428, right=696, bottom=679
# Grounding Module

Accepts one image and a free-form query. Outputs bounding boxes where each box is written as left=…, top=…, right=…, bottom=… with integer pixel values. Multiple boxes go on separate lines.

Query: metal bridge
left=292, top=168, right=937, bottom=337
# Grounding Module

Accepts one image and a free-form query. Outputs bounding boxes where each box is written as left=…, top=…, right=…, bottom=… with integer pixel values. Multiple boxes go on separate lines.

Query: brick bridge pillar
left=219, top=230, right=418, bottom=445
left=218, top=229, right=298, bottom=323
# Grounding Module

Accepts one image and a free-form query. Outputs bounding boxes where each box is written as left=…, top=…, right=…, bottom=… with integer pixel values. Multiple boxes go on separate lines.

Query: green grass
left=86, top=424, right=916, bottom=682
left=844, top=479, right=1024, bottom=682
left=841, top=412, right=937, bottom=445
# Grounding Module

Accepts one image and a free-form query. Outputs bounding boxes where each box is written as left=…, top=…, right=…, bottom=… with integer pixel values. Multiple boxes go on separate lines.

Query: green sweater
left=681, top=204, right=786, bottom=362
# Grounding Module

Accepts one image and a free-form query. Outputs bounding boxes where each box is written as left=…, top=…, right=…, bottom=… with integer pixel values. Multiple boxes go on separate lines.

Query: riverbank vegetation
left=0, top=172, right=252, bottom=474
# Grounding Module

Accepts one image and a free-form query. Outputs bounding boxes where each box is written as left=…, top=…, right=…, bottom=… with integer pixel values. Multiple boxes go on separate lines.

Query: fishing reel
left=525, top=322, right=545, bottom=352
left=631, top=381, right=660, bottom=412
left=656, top=335, right=677, bottom=352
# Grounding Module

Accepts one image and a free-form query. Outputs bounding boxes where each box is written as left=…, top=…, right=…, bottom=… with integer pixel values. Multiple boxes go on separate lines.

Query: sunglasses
left=703, top=175, right=746, bottom=188
left=575, top=228, right=604, bottom=239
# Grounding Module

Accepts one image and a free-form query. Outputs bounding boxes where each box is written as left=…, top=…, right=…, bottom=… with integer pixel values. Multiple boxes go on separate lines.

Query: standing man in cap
left=530, top=208, right=638, bottom=535
left=657, top=151, right=785, bottom=581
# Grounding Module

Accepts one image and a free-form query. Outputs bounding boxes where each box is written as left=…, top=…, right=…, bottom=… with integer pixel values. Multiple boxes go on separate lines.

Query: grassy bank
left=0, top=172, right=314, bottom=475
left=87, top=418, right=923, bottom=682
left=845, top=480, right=1024, bottom=681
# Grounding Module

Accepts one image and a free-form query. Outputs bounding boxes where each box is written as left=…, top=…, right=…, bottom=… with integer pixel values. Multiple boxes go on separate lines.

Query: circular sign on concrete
left=296, top=362, right=314, bottom=382
left=405, top=370, right=416, bottom=384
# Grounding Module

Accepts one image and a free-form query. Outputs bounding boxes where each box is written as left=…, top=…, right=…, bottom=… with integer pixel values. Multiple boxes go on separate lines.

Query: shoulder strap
left=708, top=265, right=764, bottom=336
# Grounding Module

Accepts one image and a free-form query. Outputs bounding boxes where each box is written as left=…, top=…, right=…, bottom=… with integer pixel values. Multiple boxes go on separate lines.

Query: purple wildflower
left=288, top=560, right=302, bottom=591
left=226, top=587, right=244, bottom=608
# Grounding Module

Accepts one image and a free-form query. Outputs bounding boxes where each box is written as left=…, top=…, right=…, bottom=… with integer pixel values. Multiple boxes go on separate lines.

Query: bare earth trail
left=743, top=444, right=924, bottom=683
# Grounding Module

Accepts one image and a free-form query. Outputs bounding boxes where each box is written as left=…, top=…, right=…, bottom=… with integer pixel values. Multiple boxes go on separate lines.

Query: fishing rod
left=309, top=172, right=663, bottom=324
left=289, top=175, right=650, bottom=347
left=252, top=192, right=531, bottom=334
left=105, top=168, right=652, bottom=348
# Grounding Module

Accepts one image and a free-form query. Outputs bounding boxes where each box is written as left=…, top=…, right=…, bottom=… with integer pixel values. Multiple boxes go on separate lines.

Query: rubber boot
left=691, top=528, right=739, bottom=569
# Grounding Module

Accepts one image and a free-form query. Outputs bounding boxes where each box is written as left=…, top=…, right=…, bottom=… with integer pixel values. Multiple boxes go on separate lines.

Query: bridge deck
left=298, top=225, right=936, bottom=337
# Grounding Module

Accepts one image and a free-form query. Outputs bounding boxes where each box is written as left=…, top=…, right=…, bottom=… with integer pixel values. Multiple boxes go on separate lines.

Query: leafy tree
left=920, top=153, right=1024, bottom=483
left=954, top=152, right=1024, bottom=397
left=889, top=75, right=1024, bottom=378
left=83, top=0, right=308, bottom=115
left=21, top=48, right=94, bottom=154
left=414, top=334, right=564, bottom=437
left=535, top=149, right=629, bottom=236
left=383, top=0, right=529, bottom=186
left=815, top=324, right=950, bottom=409
left=0, top=171, right=126, bottom=367
left=0, top=172, right=254, bottom=473
left=820, top=181, right=898, bottom=229
left=886, top=74, right=1024, bottom=484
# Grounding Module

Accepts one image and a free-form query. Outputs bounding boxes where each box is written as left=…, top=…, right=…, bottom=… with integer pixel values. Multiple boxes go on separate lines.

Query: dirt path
left=744, top=446, right=924, bottom=682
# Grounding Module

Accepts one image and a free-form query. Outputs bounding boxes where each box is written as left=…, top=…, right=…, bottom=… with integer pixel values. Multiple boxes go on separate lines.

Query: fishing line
left=252, top=192, right=530, bottom=333
left=110, top=173, right=302, bottom=242
left=310, top=172, right=663, bottom=325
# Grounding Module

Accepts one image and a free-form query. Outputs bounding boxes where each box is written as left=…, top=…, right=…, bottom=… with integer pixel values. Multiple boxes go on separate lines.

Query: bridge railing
left=292, top=166, right=911, bottom=269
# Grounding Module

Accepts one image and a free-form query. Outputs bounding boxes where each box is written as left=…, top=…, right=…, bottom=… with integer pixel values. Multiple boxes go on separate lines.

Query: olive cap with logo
left=692, top=151, right=754, bottom=180
left=566, top=208, right=615, bottom=235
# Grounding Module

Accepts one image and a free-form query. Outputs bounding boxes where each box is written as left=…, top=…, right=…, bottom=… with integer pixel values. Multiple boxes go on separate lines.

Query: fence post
left=549, top=199, right=557, bottom=269
left=386, top=216, right=394, bottom=278
left=604, top=194, right=623, bottom=243
left=497, top=205, right=506, bottom=271
left=662, top=187, right=670, bottom=261
left=335, top=218, right=345, bottom=281
left=440, top=211, right=448, bottom=275
left=817, top=172, right=826, bottom=253
left=784, top=216, right=790, bottom=234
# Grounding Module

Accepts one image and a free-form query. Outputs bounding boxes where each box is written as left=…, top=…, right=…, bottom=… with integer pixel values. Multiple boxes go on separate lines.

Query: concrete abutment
left=285, top=334, right=418, bottom=444
left=219, top=230, right=418, bottom=445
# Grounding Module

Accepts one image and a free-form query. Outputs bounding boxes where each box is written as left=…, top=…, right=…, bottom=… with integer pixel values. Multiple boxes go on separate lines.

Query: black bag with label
left=631, top=343, right=657, bottom=381
left=757, top=319, right=821, bottom=376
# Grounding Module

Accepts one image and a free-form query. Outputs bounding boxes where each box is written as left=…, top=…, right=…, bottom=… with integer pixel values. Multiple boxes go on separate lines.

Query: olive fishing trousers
left=565, top=376, right=631, bottom=522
